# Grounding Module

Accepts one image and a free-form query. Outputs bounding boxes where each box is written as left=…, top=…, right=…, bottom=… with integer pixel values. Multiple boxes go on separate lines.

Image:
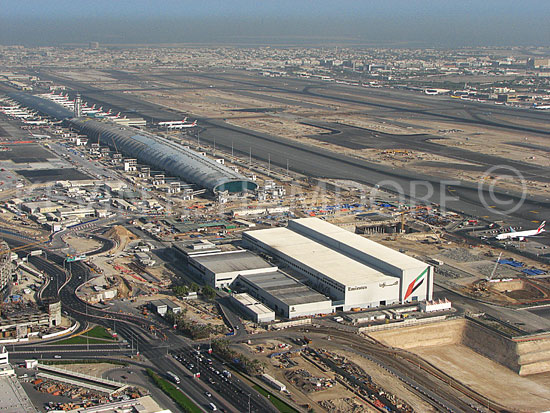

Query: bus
left=166, top=371, right=180, bottom=384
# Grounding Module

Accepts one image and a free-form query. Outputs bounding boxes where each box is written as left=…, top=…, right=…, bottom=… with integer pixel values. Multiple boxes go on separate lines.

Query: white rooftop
left=289, top=218, right=425, bottom=270
left=233, top=293, right=275, bottom=316
left=245, top=226, right=395, bottom=287
left=0, top=376, right=36, bottom=412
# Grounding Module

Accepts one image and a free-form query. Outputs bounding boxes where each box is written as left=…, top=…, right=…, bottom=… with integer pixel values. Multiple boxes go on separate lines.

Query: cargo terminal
left=187, top=250, right=276, bottom=289
left=242, top=218, right=433, bottom=311
left=234, top=270, right=332, bottom=318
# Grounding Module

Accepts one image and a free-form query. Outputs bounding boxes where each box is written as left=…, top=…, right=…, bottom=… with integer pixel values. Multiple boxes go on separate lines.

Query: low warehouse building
left=235, top=271, right=332, bottom=319
left=230, top=293, right=275, bottom=323
left=188, top=250, right=276, bottom=289
left=243, top=218, right=433, bottom=311
left=149, top=299, right=181, bottom=316
left=261, top=373, right=286, bottom=392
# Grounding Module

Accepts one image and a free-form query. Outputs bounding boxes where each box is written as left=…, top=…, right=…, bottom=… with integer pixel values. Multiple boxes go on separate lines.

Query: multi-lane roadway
left=4, top=231, right=277, bottom=413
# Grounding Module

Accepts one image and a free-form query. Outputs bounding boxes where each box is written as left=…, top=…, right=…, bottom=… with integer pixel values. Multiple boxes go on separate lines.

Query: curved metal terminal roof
left=71, top=118, right=257, bottom=193
left=7, top=91, right=74, bottom=120
left=8, top=92, right=256, bottom=194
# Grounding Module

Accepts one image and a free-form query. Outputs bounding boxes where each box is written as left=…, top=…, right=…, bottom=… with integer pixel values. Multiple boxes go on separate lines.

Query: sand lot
left=414, top=344, right=550, bottom=412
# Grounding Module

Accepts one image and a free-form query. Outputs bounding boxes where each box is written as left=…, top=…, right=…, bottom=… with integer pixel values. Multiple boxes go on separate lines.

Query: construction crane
left=486, top=251, right=503, bottom=281
left=0, top=237, right=49, bottom=257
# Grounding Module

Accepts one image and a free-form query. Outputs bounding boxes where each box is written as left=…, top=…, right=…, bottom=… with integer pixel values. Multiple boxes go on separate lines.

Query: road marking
left=530, top=210, right=539, bottom=214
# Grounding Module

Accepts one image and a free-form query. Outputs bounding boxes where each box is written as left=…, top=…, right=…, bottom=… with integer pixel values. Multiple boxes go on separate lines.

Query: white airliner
left=158, top=118, right=188, bottom=127
left=102, top=112, right=121, bottom=120
left=2, top=109, right=35, bottom=118
left=23, top=119, right=49, bottom=125
left=171, top=120, right=197, bottom=129
left=495, top=221, right=546, bottom=241
left=82, top=106, right=103, bottom=115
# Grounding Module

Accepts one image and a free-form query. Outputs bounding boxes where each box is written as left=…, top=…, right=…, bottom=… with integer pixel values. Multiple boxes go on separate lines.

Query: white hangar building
left=242, top=218, right=433, bottom=311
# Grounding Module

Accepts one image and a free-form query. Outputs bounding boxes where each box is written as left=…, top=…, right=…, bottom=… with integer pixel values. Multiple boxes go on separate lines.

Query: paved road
left=433, top=283, right=550, bottom=334
left=3, top=231, right=276, bottom=413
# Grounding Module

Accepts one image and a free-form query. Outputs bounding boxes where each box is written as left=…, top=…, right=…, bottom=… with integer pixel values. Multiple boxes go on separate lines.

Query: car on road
left=53, top=355, right=61, bottom=359
left=205, top=391, right=212, bottom=397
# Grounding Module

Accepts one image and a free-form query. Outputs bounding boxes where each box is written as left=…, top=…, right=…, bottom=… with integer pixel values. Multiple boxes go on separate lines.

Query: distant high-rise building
left=527, top=57, right=550, bottom=69
left=89, top=41, right=99, bottom=49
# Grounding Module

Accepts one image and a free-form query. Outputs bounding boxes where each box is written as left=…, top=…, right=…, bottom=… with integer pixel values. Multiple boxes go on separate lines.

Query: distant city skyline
left=1, top=0, right=550, bottom=47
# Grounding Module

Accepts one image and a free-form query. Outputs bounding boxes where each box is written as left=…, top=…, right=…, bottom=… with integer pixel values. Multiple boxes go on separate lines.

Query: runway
left=28, top=70, right=550, bottom=229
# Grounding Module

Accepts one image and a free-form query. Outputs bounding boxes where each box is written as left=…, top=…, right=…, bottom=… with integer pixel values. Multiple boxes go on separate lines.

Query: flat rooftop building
left=0, top=375, right=36, bottom=412
left=149, top=299, right=181, bottom=316
left=243, top=218, right=432, bottom=311
left=230, top=293, right=275, bottom=323
left=235, top=271, right=332, bottom=319
left=188, top=250, right=276, bottom=289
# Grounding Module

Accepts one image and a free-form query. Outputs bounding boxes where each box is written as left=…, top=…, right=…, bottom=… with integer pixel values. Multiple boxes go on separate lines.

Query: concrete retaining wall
left=369, top=318, right=550, bottom=376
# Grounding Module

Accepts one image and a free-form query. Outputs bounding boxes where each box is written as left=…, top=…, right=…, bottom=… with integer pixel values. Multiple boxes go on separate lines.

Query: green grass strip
left=146, top=369, right=202, bottom=413
left=84, top=326, right=116, bottom=340
left=253, top=384, right=299, bottom=413
left=47, top=336, right=112, bottom=345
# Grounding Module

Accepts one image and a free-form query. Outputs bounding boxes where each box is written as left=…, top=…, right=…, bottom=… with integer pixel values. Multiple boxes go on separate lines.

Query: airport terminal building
left=242, top=218, right=433, bottom=311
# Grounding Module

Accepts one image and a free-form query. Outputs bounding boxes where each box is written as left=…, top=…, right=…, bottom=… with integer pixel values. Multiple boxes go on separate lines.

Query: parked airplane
left=23, top=119, right=49, bottom=125
left=158, top=118, right=188, bottom=127
left=82, top=106, right=103, bottom=115
left=165, top=120, right=197, bottom=129
left=102, top=112, right=121, bottom=119
left=495, top=221, right=546, bottom=241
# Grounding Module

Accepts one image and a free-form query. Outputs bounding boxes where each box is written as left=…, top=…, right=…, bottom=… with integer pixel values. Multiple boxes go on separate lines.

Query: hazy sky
left=2, top=0, right=550, bottom=47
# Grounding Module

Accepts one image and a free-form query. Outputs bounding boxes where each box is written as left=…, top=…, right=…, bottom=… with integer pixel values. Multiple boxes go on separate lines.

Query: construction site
left=368, top=318, right=550, bottom=412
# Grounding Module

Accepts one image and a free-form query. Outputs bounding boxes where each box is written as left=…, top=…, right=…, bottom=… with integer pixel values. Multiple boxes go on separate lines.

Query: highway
left=3, top=231, right=276, bottom=413
left=171, top=347, right=277, bottom=413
